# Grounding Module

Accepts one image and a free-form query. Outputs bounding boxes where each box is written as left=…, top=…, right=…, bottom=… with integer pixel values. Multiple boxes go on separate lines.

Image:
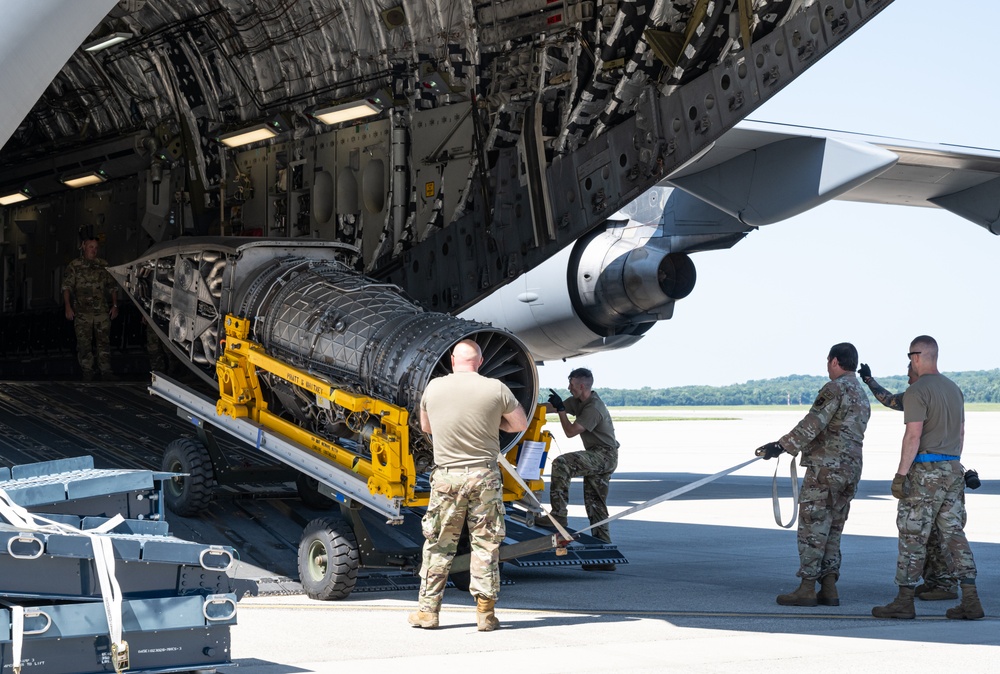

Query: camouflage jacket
left=779, top=373, right=871, bottom=468
left=62, top=257, right=115, bottom=314
left=865, top=376, right=903, bottom=411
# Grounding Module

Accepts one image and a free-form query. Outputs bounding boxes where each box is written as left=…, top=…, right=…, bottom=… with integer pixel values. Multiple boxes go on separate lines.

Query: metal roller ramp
left=0, top=382, right=628, bottom=597
left=0, top=456, right=164, bottom=522
left=0, top=517, right=234, bottom=601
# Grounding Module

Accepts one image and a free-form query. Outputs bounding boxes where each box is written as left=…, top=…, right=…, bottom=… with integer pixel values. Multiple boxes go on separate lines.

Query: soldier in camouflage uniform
left=62, top=236, right=118, bottom=381
left=872, top=336, right=983, bottom=620
left=540, top=367, right=619, bottom=570
left=408, top=340, right=528, bottom=632
left=755, top=343, right=870, bottom=607
left=859, top=361, right=959, bottom=601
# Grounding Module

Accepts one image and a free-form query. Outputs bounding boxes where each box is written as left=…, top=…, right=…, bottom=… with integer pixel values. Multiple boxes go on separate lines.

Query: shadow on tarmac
left=494, top=472, right=1000, bottom=646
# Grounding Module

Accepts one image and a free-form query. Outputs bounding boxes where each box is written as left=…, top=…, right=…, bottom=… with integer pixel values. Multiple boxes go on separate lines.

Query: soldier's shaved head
left=451, top=339, right=483, bottom=372
left=910, top=335, right=939, bottom=363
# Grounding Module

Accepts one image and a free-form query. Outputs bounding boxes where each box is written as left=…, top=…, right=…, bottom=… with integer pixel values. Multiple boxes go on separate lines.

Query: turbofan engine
left=110, top=238, right=538, bottom=469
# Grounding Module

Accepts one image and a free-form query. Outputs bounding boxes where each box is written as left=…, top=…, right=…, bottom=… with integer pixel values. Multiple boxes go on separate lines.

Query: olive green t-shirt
left=563, top=391, right=619, bottom=452
left=903, top=373, right=965, bottom=456
left=421, top=371, right=520, bottom=468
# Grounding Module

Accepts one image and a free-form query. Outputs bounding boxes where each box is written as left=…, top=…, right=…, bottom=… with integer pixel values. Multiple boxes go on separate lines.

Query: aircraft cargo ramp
left=0, top=380, right=626, bottom=597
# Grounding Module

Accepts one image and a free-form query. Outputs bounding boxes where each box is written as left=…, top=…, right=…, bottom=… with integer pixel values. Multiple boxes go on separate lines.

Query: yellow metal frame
left=500, top=405, right=551, bottom=500
left=214, top=314, right=550, bottom=507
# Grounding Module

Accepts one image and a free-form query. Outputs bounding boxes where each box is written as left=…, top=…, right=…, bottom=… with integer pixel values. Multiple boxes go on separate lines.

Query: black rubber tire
left=296, top=473, right=336, bottom=509
left=161, top=438, right=215, bottom=517
left=297, top=517, right=360, bottom=600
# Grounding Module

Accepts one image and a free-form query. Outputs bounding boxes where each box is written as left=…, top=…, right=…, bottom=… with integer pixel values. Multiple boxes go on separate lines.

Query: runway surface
left=229, top=407, right=1000, bottom=673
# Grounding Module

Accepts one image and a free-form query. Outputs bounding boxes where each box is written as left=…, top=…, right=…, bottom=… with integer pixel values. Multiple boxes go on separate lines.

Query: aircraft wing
left=465, top=121, right=1000, bottom=362
left=666, top=120, right=1000, bottom=234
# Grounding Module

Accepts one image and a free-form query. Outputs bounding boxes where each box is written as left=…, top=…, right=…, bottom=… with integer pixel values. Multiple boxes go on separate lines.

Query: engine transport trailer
left=121, top=241, right=625, bottom=599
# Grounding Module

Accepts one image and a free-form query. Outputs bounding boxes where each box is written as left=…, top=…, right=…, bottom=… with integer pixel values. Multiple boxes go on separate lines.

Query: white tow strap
left=502, top=449, right=800, bottom=541
left=0, top=487, right=128, bottom=671
left=11, top=604, right=23, bottom=674
left=497, top=453, right=574, bottom=541
left=575, top=456, right=765, bottom=536
left=770, top=455, right=799, bottom=529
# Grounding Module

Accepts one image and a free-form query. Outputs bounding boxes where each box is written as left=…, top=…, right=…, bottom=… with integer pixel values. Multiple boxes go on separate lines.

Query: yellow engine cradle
left=214, top=314, right=550, bottom=508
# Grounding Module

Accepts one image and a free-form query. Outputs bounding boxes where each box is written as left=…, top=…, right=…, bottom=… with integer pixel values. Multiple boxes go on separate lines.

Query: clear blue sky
left=538, top=0, right=1000, bottom=390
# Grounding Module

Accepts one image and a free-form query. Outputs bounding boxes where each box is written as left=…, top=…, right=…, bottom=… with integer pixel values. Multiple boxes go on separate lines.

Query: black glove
left=547, top=389, right=565, bottom=412
left=754, top=441, right=784, bottom=460
left=859, top=363, right=871, bottom=381
left=965, top=469, right=981, bottom=490
left=891, top=473, right=907, bottom=499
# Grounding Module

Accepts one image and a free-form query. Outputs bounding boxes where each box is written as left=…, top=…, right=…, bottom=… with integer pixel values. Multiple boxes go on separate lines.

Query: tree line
left=545, top=369, right=1000, bottom=407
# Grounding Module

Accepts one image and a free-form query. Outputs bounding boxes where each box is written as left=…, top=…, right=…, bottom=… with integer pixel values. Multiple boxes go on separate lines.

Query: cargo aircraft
left=3, top=0, right=999, bottom=438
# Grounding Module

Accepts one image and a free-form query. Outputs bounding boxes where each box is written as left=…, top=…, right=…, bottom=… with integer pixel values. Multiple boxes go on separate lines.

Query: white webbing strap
left=11, top=604, right=23, bottom=674
left=497, top=453, right=574, bottom=541
left=575, top=456, right=764, bottom=535
left=0, top=487, right=127, bottom=670
left=771, top=455, right=799, bottom=529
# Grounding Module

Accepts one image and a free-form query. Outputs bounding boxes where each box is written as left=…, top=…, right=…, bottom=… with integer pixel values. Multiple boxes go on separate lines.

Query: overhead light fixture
left=0, top=188, right=31, bottom=206
left=216, top=122, right=283, bottom=148
left=310, top=100, right=382, bottom=126
left=83, top=31, right=133, bottom=53
left=60, top=169, right=108, bottom=189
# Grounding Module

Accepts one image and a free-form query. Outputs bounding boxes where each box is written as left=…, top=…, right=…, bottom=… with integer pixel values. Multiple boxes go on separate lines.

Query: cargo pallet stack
left=0, top=456, right=237, bottom=674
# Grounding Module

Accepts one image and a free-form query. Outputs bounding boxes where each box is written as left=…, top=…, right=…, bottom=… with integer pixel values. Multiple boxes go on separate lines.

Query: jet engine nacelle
left=463, top=185, right=751, bottom=362
left=462, top=224, right=695, bottom=362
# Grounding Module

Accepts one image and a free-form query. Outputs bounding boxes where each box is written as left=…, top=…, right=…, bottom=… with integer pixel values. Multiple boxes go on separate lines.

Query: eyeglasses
left=907, top=351, right=922, bottom=358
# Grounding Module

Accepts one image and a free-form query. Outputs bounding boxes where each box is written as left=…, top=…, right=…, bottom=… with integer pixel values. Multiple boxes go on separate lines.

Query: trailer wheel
left=296, top=473, right=336, bottom=509
left=298, top=517, right=360, bottom=600
left=161, top=438, right=215, bottom=516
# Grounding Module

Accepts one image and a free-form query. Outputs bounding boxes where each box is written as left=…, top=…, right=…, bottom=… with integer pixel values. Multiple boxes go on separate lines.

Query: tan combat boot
left=871, top=586, right=916, bottom=619
left=407, top=610, right=439, bottom=628
left=945, top=583, right=985, bottom=620
left=776, top=579, right=817, bottom=607
left=915, top=582, right=958, bottom=601
left=817, top=575, right=839, bottom=606
left=476, top=595, right=500, bottom=632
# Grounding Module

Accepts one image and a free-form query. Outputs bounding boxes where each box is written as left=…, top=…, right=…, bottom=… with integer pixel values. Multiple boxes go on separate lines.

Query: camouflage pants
left=73, top=311, right=112, bottom=376
left=922, top=490, right=965, bottom=592
left=549, top=447, right=618, bottom=543
left=795, top=463, right=860, bottom=580
left=417, top=466, right=505, bottom=612
left=894, top=460, right=976, bottom=587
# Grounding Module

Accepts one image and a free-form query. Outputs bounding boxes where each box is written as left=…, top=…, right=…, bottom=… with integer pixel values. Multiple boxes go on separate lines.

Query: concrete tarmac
left=227, top=408, right=1000, bottom=673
